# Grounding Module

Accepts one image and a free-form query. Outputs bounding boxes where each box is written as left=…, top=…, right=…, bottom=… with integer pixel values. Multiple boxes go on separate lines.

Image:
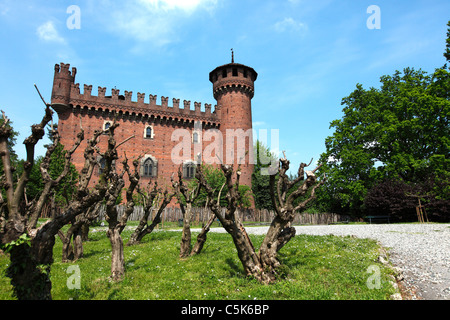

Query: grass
left=0, top=225, right=397, bottom=300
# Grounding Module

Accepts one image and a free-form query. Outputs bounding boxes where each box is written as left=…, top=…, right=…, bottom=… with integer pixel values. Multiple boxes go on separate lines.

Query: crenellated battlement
left=65, top=83, right=220, bottom=125
left=54, top=62, right=77, bottom=79
left=51, top=63, right=220, bottom=125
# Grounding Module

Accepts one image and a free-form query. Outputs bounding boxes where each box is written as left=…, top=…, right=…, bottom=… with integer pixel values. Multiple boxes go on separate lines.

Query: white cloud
left=36, top=21, right=65, bottom=43
left=137, top=0, right=217, bottom=13
left=273, top=17, right=307, bottom=33
left=252, top=121, right=266, bottom=127
left=106, top=0, right=218, bottom=47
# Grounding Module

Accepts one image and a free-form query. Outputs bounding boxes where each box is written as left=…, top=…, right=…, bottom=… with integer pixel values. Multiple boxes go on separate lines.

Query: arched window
left=193, top=132, right=199, bottom=144
left=140, top=155, right=158, bottom=178
left=183, top=161, right=196, bottom=179
left=143, top=158, right=153, bottom=177
left=144, top=125, right=154, bottom=139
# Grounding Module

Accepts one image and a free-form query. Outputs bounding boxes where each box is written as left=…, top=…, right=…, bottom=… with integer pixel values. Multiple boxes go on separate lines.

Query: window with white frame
left=103, top=120, right=112, bottom=133
left=144, top=125, right=154, bottom=139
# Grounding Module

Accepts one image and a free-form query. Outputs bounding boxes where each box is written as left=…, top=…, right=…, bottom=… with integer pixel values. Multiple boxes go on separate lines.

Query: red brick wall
left=51, top=62, right=256, bottom=198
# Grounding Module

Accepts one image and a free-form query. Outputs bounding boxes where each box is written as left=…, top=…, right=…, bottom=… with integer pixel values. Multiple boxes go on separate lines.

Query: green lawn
left=0, top=226, right=397, bottom=300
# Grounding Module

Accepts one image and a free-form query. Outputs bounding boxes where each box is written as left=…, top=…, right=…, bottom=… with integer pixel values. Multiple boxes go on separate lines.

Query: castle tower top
left=209, top=61, right=257, bottom=100
left=209, top=60, right=256, bottom=186
left=51, top=62, right=77, bottom=112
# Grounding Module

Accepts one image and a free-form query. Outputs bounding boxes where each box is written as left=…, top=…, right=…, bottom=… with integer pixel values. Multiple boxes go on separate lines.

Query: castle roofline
left=209, top=63, right=258, bottom=82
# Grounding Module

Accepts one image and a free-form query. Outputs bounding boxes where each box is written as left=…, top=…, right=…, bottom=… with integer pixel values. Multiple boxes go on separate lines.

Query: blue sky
left=0, top=0, right=449, bottom=173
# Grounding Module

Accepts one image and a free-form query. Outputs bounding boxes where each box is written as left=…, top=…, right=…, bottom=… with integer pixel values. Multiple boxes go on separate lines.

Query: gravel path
left=200, top=223, right=450, bottom=300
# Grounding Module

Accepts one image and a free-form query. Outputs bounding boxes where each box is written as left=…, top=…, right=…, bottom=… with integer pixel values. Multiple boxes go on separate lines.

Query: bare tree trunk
left=107, top=228, right=125, bottom=281
left=257, top=216, right=295, bottom=271
left=127, top=210, right=152, bottom=245
left=7, top=242, right=52, bottom=300
left=103, top=151, right=140, bottom=281
left=172, top=166, right=203, bottom=258
left=128, top=213, right=159, bottom=244
left=58, top=202, right=102, bottom=262
left=127, top=189, right=173, bottom=246
left=59, top=226, right=75, bottom=262
left=196, top=155, right=325, bottom=284
left=179, top=202, right=193, bottom=258
left=127, top=182, right=158, bottom=246
left=72, top=226, right=84, bottom=260
left=196, top=164, right=274, bottom=283
left=80, top=222, right=90, bottom=242
left=190, top=213, right=215, bottom=256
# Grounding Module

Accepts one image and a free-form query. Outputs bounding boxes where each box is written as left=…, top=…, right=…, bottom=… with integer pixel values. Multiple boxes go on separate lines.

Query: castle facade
left=50, top=60, right=257, bottom=190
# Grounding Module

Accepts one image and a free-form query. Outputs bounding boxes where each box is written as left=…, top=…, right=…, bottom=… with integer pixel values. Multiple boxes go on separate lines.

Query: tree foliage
left=318, top=21, right=450, bottom=219
left=16, top=143, right=79, bottom=207
left=189, top=164, right=252, bottom=208
left=252, top=140, right=278, bottom=210
left=364, top=177, right=449, bottom=222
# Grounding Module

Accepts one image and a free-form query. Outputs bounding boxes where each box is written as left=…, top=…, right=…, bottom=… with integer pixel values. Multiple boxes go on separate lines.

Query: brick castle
left=50, top=59, right=257, bottom=190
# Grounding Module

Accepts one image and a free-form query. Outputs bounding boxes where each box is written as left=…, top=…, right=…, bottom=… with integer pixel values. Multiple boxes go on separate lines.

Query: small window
left=183, top=162, right=196, bottom=179
left=243, top=69, right=248, bottom=78
left=144, top=125, right=154, bottom=139
left=232, top=68, right=238, bottom=76
left=222, top=69, right=227, bottom=78
left=104, top=121, right=112, bottom=131
left=193, top=132, right=199, bottom=144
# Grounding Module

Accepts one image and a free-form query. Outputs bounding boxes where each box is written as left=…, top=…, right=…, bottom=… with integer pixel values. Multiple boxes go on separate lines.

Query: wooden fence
left=94, top=205, right=349, bottom=225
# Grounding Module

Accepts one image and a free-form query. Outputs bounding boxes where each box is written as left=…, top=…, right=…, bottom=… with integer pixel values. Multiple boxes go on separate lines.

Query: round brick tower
left=51, top=63, right=76, bottom=113
left=209, top=58, right=257, bottom=187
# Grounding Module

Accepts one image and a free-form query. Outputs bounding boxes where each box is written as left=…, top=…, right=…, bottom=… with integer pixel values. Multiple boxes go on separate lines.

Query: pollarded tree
left=196, top=154, right=325, bottom=284
left=97, top=121, right=142, bottom=281
left=173, top=166, right=200, bottom=258
left=126, top=182, right=174, bottom=246
left=0, top=100, right=118, bottom=299
left=58, top=201, right=102, bottom=262
left=173, top=165, right=221, bottom=258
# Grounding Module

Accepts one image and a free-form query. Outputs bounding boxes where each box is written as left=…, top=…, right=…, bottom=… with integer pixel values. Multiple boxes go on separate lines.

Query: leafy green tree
left=318, top=29, right=450, bottom=217
left=47, top=143, right=79, bottom=206
left=444, top=20, right=450, bottom=63
left=15, top=129, right=79, bottom=207
left=0, top=116, right=18, bottom=172
left=189, top=164, right=251, bottom=208
left=251, top=140, right=278, bottom=210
